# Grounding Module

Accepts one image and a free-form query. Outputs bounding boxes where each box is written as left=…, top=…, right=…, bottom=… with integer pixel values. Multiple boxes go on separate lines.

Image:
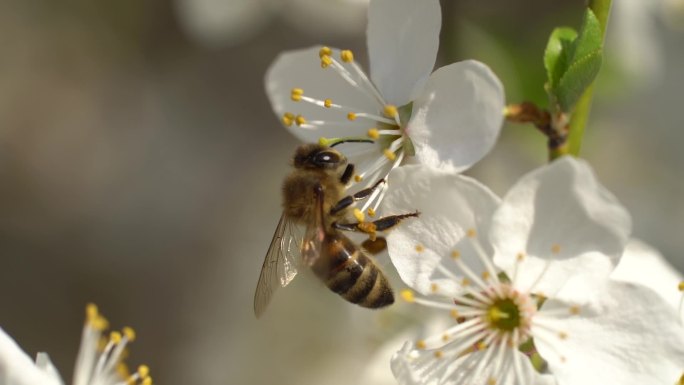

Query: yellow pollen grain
left=324, top=98, right=333, bottom=108
left=482, top=271, right=491, bottom=280
left=569, top=305, right=581, bottom=315
left=320, top=55, right=332, bottom=68
left=319, top=46, right=332, bottom=58
left=92, top=315, right=109, bottom=331
left=110, top=331, right=122, bottom=344
left=430, top=283, right=439, bottom=293
left=123, top=327, right=136, bottom=342
left=415, top=244, right=425, bottom=253
left=451, top=250, right=461, bottom=259
left=138, top=365, right=150, bottom=378
left=282, top=112, right=295, bottom=127
left=551, top=244, right=561, bottom=254
left=290, top=88, right=303, bottom=101
left=367, top=128, right=380, bottom=139
left=367, top=208, right=376, bottom=217
left=461, top=278, right=471, bottom=287
left=347, top=112, right=357, bottom=121
left=400, top=289, right=415, bottom=303
left=433, top=351, right=444, bottom=359
left=340, top=50, right=354, bottom=63
left=516, top=252, right=525, bottom=261
left=295, top=115, right=306, bottom=126
left=679, top=281, right=684, bottom=291
left=354, top=175, right=363, bottom=182
left=353, top=208, right=365, bottom=222
left=467, top=228, right=477, bottom=238
left=86, top=303, right=99, bottom=320
left=415, top=340, right=426, bottom=349
left=383, top=149, right=396, bottom=161
left=383, top=104, right=398, bottom=118
left=450, top=309, right=460, bottom=319
left=559, top=332, right=568, bottom=340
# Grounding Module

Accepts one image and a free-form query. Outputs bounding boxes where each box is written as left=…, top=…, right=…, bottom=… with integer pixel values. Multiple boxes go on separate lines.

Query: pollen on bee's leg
left=353, top=208, right=365, bottom=222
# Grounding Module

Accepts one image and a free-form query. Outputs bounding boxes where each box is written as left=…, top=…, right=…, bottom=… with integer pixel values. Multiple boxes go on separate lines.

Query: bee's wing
left=301, top=184, right=326, bottom=267
left=253, top=213, right=302, bottom=318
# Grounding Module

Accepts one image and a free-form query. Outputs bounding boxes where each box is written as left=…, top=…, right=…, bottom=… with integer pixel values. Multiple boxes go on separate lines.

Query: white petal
left=491, top=157, right=632, bottom=303
left=367, top=0, right=440, bottom=105
left=391, top=342, right=547, bottom=385
left=383, top=165, right=501, bottom=295
left=535, top=281, right=684, bottom=385
left=35, top=353, right=65, bottom=385
left=265, top=46, right=379, bottom=142
left=611, top=239, right=683, bottom=311
left=408, top=61, right=505, bottom=172
left=0, top=328, right=62, bottom=385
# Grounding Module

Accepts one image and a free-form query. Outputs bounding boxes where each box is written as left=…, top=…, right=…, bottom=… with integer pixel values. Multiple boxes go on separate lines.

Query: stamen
left=320, top=55, right=332, bottom=68
left=679, top=281, right=684, bottom=323
left=319, top=46, right=332, bottom=58
left=354, top=175, right=363, bottom=182
left=282, top=113, right=295, bottom=127
left=290, top=88, right=304, bottom=101
left=551, top=244, right=561, bottom=254
left=415, top=244, right=425, bottom=253
left=340, top=50, right=354, bottom=63
left=367, top=128, right=380, bottom=139
left=353, top=208, right=365, bottom=222
left=324, top=98, right=333, bottom=108
left=383, top=104, right=398, bottom=118
left=294, top=115, right=306, bottom=126
left=367, top=208, right=376, bottom=217
left=347, top=112, right=357, bottom=121
left=465, top=229, right=503, bottom=290
left=401, top=289, right=415, bottom=303
left=383, top=149, right=396, bottom=161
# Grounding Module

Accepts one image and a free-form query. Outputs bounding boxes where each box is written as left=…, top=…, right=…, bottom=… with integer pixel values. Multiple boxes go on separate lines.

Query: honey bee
left=253, top=141, right=419, bottom=318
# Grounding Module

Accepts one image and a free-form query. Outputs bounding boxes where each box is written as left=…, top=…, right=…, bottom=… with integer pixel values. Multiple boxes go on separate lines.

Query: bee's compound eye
left=313, top=151, right=339, bottom=165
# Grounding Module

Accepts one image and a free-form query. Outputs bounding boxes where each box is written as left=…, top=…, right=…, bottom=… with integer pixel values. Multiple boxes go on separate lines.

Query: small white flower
left=265, top=0, right=505, bottom=211
left=382, top=158, right=684, bottom=385
left=0, top=304, right=152, bottom=385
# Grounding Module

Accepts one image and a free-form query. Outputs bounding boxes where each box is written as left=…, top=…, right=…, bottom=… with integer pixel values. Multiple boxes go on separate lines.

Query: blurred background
left=0, top=0, right=682, bottom=384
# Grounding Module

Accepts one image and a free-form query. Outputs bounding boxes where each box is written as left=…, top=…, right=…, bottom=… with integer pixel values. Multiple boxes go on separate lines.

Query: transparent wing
left=301, top=184, right=326, bottom=267
left=253, top=213, right=302, bottom=318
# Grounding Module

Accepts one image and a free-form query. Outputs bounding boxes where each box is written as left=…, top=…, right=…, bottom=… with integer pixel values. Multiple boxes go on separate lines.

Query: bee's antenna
left=330, top=139, right=374, bottom=148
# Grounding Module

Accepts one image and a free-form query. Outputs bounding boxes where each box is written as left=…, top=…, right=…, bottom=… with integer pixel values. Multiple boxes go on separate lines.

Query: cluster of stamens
left=282, top=47, right=415, bottom=212
left=398, top=229, right=581, bottom=383
left=79, top=304, right=152, bottom=385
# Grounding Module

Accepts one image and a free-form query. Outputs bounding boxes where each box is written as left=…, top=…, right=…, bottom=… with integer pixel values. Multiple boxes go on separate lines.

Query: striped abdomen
left=312, top=232, right=393, bottom=308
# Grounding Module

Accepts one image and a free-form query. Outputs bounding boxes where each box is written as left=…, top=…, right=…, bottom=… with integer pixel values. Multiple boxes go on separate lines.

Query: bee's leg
left=329, top=179, right=386, bottom=215
left=370, top=211, right=420, bottom=231
left=332, top=211, right=419, bottom=238
left=339, top=164, right=355, bottom=185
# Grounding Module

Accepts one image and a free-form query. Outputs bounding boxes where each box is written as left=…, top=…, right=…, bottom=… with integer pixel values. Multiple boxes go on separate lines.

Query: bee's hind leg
left=332, top=211, right=420, bottom=238
left=329, top=179, right=386, bottom=215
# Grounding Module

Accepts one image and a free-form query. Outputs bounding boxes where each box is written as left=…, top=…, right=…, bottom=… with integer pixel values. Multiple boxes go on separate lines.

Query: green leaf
left=544, top=27, right=577, bottom=89
left=544, top=8, right=604, bottom=112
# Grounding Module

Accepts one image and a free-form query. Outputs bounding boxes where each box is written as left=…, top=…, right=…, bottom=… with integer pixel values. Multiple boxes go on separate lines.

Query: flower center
left=486, top=298, right=522, bottom=332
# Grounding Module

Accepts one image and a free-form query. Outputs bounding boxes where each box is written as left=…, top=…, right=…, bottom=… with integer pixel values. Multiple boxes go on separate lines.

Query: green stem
left=566, top=0, right=612, bottom=156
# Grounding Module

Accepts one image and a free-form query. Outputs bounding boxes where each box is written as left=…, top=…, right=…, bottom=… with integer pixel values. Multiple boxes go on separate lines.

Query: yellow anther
left=367, top=208, right=376, bottom=217
left=367, top=128, right=380, bottom=139
left=354, top=175, right=363, bottom=182
left=451, top=250, right=461, bottom=259
left=110, top=331, right=122, bottom=344
left=476, top=341, right=488, bottom=351
left=141, top=376, right=153, bottom=385
left=415, top=340, right=426, bottom=349
left=487, top=378, right=497, bottom=385
left=347, top=112, right=357, bottom=121
left=122, top=326, right=136, bottom=342
left=383, top=149, right=396, bottom=161
left=295, top=115, right=306, bottom=126
left=415, top=244, right=425, bottom=252
left=91, top=315, right=109, bottom=331
left=551, top=244, right=561, bottom=254
left=467, top=228, right=477, bottom=238
left=383, top=104, right=398, bottom=118
left=678, top=373, right=684, bottom=385
left=482, top=271, right=491, bottom=280
left=442, top=334, right=450, bottom=342
left=282, top=112, right=295, bottom=127
left=430, top=283, right=439, bottom=293
left=340, top=50, right=354, bottom=63
left=86, top=303, right=99, bottom=321
left=353, top=208, right=365, bottom=222
left=559, top=332, right=568, bottom=340
left=324, top=98, right=333, bottom=108
left=290, top=88, right=303, bottom=101
left=320, top=55, right=332, bottom=68
left=319, top=46, right=332, bottom=58
left=516, top=252, right=525, bottom=261
left=117, top=363, right=130, bottom=379
left=433, top=351, right=444, bottom=359
left=461, top=278, right=471, bottom=287
left=400, top=289, right=415, bottom=303
left=138, top=365, right=150, bottom=378
left=569, top=305, right=580, bottom=315
left=449, top=309, right=460, bottom=319
left=678, top=281, right=684, bottom=291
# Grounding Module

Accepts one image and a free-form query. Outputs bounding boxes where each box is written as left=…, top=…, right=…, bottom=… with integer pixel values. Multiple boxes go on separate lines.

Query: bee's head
left=293, top=143, right=347, bottom=171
